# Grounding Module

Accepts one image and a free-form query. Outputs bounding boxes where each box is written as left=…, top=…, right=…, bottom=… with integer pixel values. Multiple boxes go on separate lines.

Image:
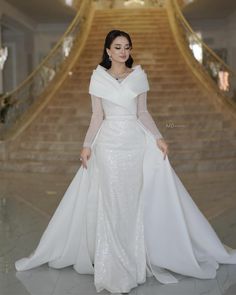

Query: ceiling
left=5, top=0, right=75, bottom=23
left=183, top=0, right=236, bottom=19
left=5, top=0, right=236, bottom=23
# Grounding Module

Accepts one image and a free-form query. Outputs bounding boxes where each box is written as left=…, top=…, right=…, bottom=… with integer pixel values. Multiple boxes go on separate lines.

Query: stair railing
left=167, top=0, right=236, bottom=102
left=0, top=0, right=93, bottom=139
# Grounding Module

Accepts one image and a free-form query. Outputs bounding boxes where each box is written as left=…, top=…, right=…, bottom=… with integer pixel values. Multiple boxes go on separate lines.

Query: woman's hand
left=156, top=138, right=168, bottom=160
left=79, top=147, right=92, bottom=169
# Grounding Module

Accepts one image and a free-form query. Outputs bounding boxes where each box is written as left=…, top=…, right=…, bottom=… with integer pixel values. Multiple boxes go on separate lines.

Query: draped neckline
left=97, top=64, right=141, bottom=85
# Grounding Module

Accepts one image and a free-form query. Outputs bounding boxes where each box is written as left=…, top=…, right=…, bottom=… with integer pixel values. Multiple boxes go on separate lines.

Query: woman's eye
left=114, top=47, right=130, bottom=50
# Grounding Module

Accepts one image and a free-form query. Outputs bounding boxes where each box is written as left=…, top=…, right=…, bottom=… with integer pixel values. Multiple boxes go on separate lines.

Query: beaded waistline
left=105, top=114, right=137, bottom=120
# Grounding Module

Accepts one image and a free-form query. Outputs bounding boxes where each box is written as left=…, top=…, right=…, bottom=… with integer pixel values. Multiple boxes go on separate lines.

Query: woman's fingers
left=82, top=157, right=88, bottom=169
left=80, top=148, right=91, bottom=169
left=161, top=144, right=168, bottom=160
left=80, top=155, right=88, bottom=169
left=162, top=147, right=166, bottom=160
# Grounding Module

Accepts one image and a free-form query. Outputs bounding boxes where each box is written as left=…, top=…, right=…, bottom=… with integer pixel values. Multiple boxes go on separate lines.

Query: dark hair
left=99, top=30, right=134, bottom=69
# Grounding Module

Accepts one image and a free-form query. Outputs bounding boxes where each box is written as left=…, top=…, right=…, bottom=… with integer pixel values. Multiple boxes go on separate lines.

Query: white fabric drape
left=15, top=64, right=236, bottom=294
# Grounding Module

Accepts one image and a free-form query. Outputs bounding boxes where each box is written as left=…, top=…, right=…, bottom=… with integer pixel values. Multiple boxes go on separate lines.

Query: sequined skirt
left=92, top=115, right=148, bottom=292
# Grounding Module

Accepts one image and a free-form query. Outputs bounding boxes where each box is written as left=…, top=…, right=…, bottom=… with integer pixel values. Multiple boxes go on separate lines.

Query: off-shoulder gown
left=15, top=65, right=236, bottom=294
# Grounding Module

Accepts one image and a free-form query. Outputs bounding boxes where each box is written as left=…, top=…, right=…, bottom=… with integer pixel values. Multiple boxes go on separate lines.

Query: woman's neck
left=109, top=62, right=128, bottom=75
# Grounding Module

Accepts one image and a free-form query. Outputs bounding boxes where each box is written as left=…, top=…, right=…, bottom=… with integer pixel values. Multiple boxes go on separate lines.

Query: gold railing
left=0, top=0, right=93, bottom=138
left=167, top=0, right=236, bottom=100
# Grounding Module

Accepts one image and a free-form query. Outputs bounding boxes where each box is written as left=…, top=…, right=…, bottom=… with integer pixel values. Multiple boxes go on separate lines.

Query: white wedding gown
left=15, top=65, right=236, bottom=294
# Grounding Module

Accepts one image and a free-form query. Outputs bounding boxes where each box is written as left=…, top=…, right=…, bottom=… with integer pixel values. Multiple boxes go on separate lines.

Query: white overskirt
left=15, top=116, right=236, bottom=293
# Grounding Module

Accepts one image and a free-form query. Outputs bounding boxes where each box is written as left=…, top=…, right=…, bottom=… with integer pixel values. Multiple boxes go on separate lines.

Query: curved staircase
left=0, top=8, right=236, bottom=174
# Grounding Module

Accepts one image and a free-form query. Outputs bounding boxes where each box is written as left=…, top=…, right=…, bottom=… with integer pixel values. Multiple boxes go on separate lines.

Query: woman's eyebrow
left=113, top=43, right=130, bottom=46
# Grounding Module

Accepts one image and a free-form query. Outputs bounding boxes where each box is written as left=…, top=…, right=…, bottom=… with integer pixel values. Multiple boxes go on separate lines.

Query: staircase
left=1, top=8, right=236, bottom=174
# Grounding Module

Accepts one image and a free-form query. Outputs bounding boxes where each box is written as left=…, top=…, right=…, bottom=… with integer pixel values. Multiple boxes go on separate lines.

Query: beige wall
left=0, top=0, right=70, bottom=93
left=33, top=23, right=69, bottom=66
left=186, top=13, right=236, bottom=70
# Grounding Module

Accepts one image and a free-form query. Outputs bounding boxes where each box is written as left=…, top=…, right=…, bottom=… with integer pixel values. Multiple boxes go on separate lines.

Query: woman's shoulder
left=132, top=64, right=147, bottom=74
left=89, top=64, right=147, bottom=78
left=132, top=64, right=141, bottom=69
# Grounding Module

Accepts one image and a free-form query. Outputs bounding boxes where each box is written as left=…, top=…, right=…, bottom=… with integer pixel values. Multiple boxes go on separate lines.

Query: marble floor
left=0, top=169, right=236, bottom=295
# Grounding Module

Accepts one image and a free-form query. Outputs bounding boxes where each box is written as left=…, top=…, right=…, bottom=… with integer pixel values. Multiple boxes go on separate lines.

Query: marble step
left=93, top=16, right=169, bottom=20
left=52, top=97, right=208, bottom=105
left=22, top=114, right=232, bottom=135
left=167, top=137, right=236, bottom=151
left=18, top=141, right=82, bottom=152
left=78, top=56, right=184, bottom=65
left=61, top=83, right=198, bottom=92
left=0, top=159, right=79, bottom=174
left=57, top=88, right=204, bottom=96
left=30, top=112, right=222, bottom=129
left=67, top=74, right=195, bottom=82
left=169, top=148, right=236, bottom=161
left=89, top=30, right=172, bottom=36
left=16, top=130, right=235, bottom=154
left=172, top=157, right=236, bottom=173
left=64, top=77, right=196, bottom=86
left=1, top=155, right=236, bottom=175
left=70, top=60, right=186, bottom=67
left=72, top=61, right=186, bottom=68
left=37, top=103, right=215, bottom=115
left=54, top=91, right=207, bottom=102
left=16, top=131, right=236, bottom=150
left=9, top=150, right=81, bottom=161
left=88, top=30, right=172, bottom=35
left=13, top=137, right=236, bottom=160
left=31, top=112, right=223, bottom=124
left=72, top=68, right=189, bottom=75
left=93, top=12, right=168, bottom=17
left=163, top=128, right=236, bottom=140
left=17, top=133, right=234, bottom=157
left=17, top=121, right=234, bottom=145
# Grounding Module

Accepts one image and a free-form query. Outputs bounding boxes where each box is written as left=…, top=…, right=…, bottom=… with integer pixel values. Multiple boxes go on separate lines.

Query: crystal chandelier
left=0, top=47, right=8, bottom=70
left=64, top=0, right=73, bottom=6
left=63, top=35, right=74, bottom=57
left=124, top=0, right=145, bottom=6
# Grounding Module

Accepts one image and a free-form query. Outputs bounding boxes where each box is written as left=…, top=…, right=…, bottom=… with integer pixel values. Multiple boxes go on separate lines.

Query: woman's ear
left=106, top=48, right=111, bottom=57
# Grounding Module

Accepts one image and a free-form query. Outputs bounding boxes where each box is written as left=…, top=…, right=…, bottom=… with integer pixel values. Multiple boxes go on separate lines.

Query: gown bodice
left=82, top=71, right=163, bottom=148
left=101, top=96, right=137, bottom=117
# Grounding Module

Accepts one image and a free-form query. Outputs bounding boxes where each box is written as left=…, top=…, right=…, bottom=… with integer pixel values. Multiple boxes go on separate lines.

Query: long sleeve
left=137, top=92, right=163, bottom=140
left=82, top=94, right=104, bottom=148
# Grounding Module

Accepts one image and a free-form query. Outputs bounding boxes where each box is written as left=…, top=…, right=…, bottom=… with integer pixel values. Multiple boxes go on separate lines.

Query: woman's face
left=106, top=36, right=131, bottom=64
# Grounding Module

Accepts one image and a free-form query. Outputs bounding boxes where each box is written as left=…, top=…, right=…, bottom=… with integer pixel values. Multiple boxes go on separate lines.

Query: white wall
left=0, top=0, right=35, bottom=92
left=33, top=23, right=69, bottom=67
left=0, top=0, right=36, bottom=30
left=0, top=0, right=70, bottom=93
left=227, top=10, right=236, bottom=71
left=186, top=13, right=236, bottom=70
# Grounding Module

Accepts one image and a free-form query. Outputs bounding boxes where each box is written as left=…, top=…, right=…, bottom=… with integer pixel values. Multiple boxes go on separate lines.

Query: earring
left=108, top=55, right=112, bottom=61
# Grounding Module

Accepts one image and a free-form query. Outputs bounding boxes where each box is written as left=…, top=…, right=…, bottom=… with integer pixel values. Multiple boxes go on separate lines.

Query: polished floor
left=1, top=169, right=236, bottom=295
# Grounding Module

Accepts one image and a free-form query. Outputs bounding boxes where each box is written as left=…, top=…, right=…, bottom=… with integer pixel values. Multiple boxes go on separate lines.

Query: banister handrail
left=2, top=0, right=88, bottom=101
left=167, top=0, right=236, bottom=98
left=173, top=0, right=235, bottom=75
left=0, top=0, right=93, bottom=138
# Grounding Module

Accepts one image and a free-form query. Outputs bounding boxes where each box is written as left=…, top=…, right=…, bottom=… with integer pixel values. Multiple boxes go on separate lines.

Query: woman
left=15, top=30, right=236, bottom=294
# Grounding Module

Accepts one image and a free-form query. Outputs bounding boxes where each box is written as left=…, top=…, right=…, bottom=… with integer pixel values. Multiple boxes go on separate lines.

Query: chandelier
left=0, top=47, right=8, bottom=70
left=124, top=0, right=145, bottom=6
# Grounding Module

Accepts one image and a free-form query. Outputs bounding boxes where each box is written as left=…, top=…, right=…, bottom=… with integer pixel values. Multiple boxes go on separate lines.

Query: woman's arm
left=137, top=92, right=168, bottom=159
left=137, top=91, right=163, bottom=140
left=82, top=94, right=104, bottom=148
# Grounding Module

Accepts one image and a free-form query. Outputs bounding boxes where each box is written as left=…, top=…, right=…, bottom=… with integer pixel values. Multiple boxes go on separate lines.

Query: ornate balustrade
left=167, top=0, right=236, bottom=101
left=0, top=0, right=93, bottom=139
